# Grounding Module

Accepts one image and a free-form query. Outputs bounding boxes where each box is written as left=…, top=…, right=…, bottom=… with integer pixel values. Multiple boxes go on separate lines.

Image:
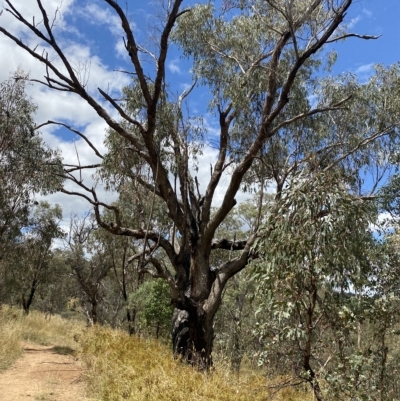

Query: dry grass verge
left=0, top=307, right=314, bottom=400
left=0, top=305, right=84, bottom=370
left=79, top=326, right=313, bottom=401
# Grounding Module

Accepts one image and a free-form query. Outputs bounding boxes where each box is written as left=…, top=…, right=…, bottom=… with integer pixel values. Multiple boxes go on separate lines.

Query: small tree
left=65, top=214, right=113, bottom=325
left=130, top=279, right=173, bottom=339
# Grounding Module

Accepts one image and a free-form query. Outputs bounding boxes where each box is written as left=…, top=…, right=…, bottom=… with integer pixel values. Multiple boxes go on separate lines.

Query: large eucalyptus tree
left=1, top=0, right=399, bottom=368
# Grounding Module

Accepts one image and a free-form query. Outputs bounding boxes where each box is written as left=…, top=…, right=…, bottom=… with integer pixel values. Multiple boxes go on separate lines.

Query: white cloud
left=362, top=8, right=373, bottom=18
left=75, top=2, right=124, bottom=37
left=355, top=63, right=374, bottom=73
left=0, top=0, right=75, bottom=37
left=347, top=15, right=361, bottom=29
left=354, top=63, right=374, bottom=82
left=73, top=1, right=134, bottom=60
left=369, top=212, right=399, bottom=234
left=168, top=59, right=182, bottom=74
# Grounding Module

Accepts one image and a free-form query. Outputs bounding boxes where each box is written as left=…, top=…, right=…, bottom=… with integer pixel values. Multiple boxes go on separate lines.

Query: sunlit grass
left=0, top=305, right=84, bottom=370
left=0, top=306, right=23, bottom=370
left=79, top=326, right=313, bottom=401
left=0, top=307, right=314, bottom=400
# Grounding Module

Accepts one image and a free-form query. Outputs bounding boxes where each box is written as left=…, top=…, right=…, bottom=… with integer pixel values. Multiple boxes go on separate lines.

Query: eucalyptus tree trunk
left=172, top=305, right=215, bottom=367
left=171, top=250, right=218, bottom=367
left=22, top=280, right=37, bottom=315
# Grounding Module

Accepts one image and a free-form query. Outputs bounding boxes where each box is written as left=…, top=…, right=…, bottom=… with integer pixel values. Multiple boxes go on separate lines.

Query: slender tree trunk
left=127, top=309, right=136, bottom=336
left=22, top=293, right=30, bottom=315
left=230, top=329, right=243, bottom=373
left=91, top=299, right=98, bottom=324
left=378, top=326, right=388, bottom=401
left=22, top=276, right=39, bottom=315
left=303, top=281, right=325, bottom=401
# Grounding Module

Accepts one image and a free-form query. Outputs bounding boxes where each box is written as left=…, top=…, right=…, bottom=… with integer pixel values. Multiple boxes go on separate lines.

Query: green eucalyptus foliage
left=0, top=72, right=62, bottom=256
left=251, top=170, right=396, bottom=399
left=173, top=2, right=325, bottom=159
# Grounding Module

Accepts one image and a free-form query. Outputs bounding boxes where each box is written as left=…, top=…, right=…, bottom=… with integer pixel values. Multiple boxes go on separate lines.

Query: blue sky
left=0, top=0, right=399, bottom=226
left=60, top=0, right=400, bottom=85
left=330, top=0, right=400, bottom=77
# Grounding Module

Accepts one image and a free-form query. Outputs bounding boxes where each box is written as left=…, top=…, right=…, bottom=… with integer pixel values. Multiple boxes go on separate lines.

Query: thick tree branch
left=149, top=0, right=184, bottom=130
left=204, top=233, right=257, bottom=317
left=104, top=0, right=152, bottom=105
left=211, top=238, right=248, bottom=251
left=201, top=104, right=232, bottom=238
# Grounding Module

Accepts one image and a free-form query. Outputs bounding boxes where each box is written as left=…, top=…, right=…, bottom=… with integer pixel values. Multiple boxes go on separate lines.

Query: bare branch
left=35, top=120, right=104, bottom=160
left=270, top=96, right=352, bottom=135
left=64, top=164, right=101, bottom=173
left=323, top=124, right=398, bottom=172
left=104, top=0, right=152, bottom=105
left=326, top=33, right=380, bottom=44
left=97, top=88, right=145, bottom=133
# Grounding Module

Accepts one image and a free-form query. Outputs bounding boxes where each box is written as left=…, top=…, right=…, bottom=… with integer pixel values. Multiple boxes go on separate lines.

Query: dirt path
left=0, top=344, right=87, bottom=401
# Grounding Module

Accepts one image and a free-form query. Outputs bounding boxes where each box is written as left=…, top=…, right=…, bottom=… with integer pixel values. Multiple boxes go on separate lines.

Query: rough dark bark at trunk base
left=172, top=309, right=190, bottom=358
left=172, top=307, right=214, bottom=370
left=127, top=309, right=136, bottom=336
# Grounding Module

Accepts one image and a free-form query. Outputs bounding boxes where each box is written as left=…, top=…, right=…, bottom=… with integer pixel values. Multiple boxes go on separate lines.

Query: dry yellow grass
left=0, top=306, right=23, bottom=370
left=0, top=307, right=314, bottom=400
left=0, top=305, right=84, bottom=370
left=79, top=326, right=314, bottom=401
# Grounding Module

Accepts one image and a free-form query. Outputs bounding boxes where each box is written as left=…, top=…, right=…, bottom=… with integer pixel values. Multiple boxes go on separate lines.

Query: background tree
left=33, top=247, right=79, bottom=319
left=1, top=201, right=64, bottom=314
left=2, top=0, right=400, bottom=369
left=252, top=169, right=400, bottom=401
left=0, top=71, right=61, bottom=260
left=65, top=213, right=113, bottom=325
